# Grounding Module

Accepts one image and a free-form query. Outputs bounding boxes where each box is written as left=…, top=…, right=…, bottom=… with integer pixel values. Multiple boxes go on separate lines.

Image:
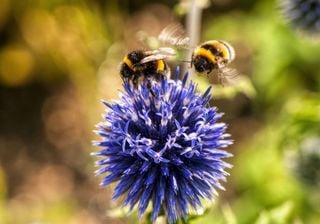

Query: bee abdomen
left=200, top=40, right=235, bottom=62
left=217, top=40, right=235, bottom=62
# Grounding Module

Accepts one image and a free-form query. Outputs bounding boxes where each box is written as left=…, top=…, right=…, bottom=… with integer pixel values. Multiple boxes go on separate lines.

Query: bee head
left=192, top=56, right=214, bottom=73
left=128, top=50, right=145, bottom=64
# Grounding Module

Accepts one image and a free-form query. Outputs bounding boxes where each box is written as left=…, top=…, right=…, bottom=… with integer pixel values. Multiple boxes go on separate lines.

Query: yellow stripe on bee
left=123, top=55, right=133, bottom=69
left=211, top=41, right=230, bottom=60
left=194, top=47, right=217, bottom=63
left=203, top=40, right=234, bottom=61
left=156, top=60, right=165, bottom=71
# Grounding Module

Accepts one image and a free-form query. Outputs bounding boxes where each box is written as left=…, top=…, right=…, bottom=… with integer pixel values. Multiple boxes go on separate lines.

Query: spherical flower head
left=280, top=0, right=320, bottom=35
left=92, top=72, right=233, bottom=224
left=287, top=136, right=320, bottom=188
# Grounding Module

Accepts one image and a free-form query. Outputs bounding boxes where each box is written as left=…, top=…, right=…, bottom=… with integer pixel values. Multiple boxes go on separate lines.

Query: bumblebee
left=191, top=40, right=237, bottom=84
left=120, top=49, right=175, bottom=88
left=156, top=25, right=238, bottom=85
left=121, top=24, right=189, bottom=88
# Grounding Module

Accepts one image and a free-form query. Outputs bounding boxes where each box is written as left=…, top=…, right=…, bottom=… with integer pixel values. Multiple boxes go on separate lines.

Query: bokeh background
left=0, top=0, right=320, bottom=223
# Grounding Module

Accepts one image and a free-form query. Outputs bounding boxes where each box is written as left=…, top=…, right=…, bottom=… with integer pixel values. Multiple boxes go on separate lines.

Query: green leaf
left=255, top=201, right=295, bottom=224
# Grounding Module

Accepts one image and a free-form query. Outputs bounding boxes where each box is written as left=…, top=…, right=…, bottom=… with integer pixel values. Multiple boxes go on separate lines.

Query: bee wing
left=140, top=49, right=176, bottom=64
left=158, top=23, right=190, bottom=48
left=218, top=67, right=239, bottom=85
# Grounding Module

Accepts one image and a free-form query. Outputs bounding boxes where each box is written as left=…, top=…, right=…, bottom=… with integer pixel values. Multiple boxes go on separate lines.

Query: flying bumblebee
left=155, top=24, right=238, bottom=85
left=191, top=40, right=237, bottom=84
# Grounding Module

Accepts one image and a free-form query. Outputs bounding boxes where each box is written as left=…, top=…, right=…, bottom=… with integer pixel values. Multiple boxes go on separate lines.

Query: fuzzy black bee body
left=120, top=50, right=169, bottom=87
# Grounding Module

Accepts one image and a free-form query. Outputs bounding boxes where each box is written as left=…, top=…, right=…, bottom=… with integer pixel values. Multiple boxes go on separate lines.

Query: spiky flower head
left=287, top=136, right=320, bottom=188
left=280, top=0, right=320, bottom=35
left=92, top=72, right=233, bottom=223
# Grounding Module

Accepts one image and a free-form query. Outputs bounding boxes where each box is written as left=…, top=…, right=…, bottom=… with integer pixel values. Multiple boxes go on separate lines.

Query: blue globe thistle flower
left=92, top=71, right=233, bottom=223
left=286, top=136, right=320, bottom=188
left=280, top=0, right=320, bottom=35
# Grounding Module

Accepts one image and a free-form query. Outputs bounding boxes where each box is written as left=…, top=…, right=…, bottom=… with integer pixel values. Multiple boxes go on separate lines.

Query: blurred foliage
left=1, top=0, right=320, bottom=223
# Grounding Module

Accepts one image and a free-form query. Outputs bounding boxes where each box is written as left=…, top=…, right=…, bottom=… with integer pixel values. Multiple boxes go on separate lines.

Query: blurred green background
left=0, top=0, right=320, bottom=223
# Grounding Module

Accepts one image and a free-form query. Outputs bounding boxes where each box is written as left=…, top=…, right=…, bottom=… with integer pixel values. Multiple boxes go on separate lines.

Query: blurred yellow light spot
left=0, top=164, right=6, bottom=200
left=20, top=9, right=58, bottom=50
left=0, top=46, right=34, bottom=86
left=70, top=211, right=100, bottom=224
left=0, top=0, right=10, bottom=29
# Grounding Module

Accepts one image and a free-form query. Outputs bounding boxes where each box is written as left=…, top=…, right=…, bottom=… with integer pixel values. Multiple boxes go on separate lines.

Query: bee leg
left=206, top=69, right=212, bottom=78
left=154, top=73, right=161, bottom=82
left=217, top=71, right=225, bottom=87
left=158, top=72, right=166, bottom=82
left=132, top=74, right=140, bottom=88
left=146, top=79, right=156, bottom=97
left=121, top=76, right=126, bottom=84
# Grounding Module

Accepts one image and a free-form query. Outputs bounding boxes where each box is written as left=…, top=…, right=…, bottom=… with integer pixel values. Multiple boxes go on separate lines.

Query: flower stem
left=184, top=0, right=203, bottom=78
